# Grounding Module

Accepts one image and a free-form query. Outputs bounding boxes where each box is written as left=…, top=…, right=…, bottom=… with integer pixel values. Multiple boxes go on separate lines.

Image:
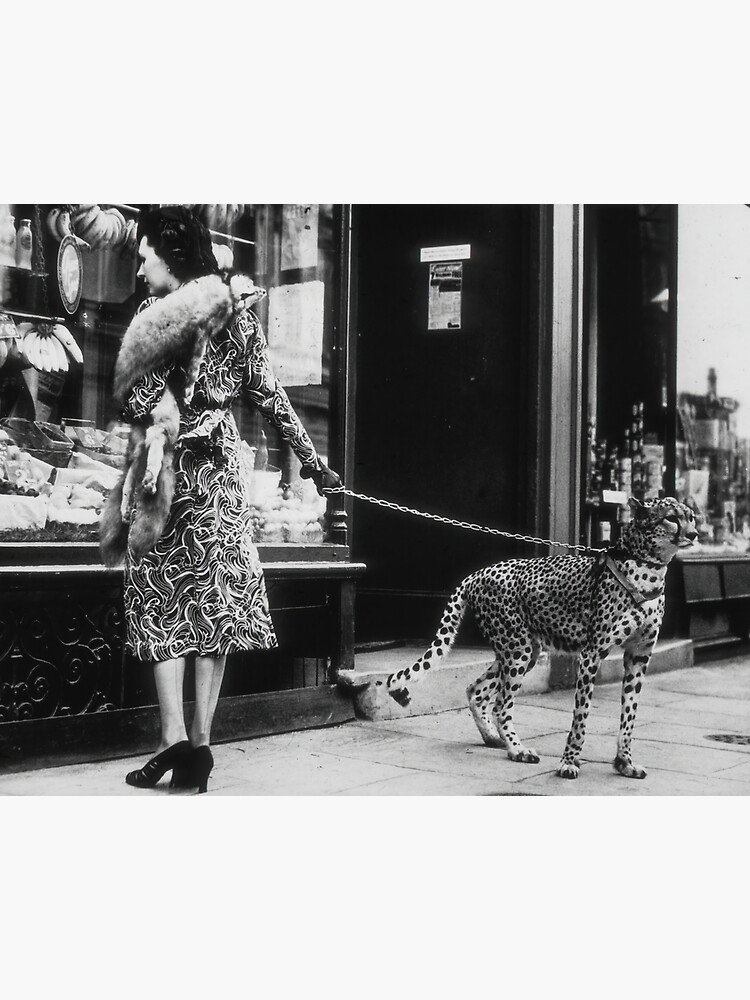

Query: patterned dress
left=122, top=303, right=322, bottom=662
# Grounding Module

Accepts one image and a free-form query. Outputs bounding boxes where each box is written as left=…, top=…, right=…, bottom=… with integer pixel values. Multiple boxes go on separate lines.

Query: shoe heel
left=194, top=746, right=214, bottom=794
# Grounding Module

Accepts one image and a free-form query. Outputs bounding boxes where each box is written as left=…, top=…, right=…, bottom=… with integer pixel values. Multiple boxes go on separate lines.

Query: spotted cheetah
left=387, top=496, right=697, bottom=780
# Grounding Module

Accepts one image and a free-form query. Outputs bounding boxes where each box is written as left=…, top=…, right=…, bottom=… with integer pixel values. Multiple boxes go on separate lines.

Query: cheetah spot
left=389, top=687, right=411, bottom=706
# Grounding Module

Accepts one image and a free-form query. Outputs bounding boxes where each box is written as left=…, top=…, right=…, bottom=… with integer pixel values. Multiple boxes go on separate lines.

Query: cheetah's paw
left=556, top=760, right=580, bottom=779
left=614, top=755, right=647, bottom=779
left=508, top=746, right=540, bottom=764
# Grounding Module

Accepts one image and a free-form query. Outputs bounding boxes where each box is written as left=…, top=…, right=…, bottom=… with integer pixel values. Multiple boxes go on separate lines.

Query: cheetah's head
left=624, top=497, right=698, bottom=564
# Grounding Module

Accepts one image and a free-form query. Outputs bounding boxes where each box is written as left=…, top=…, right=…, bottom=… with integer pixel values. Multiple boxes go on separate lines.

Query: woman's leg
left=191, top=655, right=227, bottom=746
left=153, top=656, right=189, bottom=749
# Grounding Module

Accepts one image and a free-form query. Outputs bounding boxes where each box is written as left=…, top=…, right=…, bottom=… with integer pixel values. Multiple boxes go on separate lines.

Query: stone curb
left=337, top=639, right=694, bottom=721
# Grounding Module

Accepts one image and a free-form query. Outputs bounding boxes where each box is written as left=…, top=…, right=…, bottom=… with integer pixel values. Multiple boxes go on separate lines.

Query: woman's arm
left=241, top=313, right=321, bottom=467
left=241, top=312, right=341, bottom=493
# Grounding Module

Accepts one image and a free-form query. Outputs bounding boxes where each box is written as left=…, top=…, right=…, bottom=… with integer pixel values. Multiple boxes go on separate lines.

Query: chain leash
left=323, top=486, right=604, bottom=555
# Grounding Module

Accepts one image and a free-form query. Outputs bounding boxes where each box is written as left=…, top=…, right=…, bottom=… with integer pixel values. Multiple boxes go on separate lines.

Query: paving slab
left=376, top=703, right=618, bottom=741
left=711, top=758, right=750, bottom=783
left=334, top=772, right=534, bottom=796
left=635, top=721, right=750, bottom=754
left=215, top=751, right=417, bottom=796
left=506, top=763, right=750, bottom=796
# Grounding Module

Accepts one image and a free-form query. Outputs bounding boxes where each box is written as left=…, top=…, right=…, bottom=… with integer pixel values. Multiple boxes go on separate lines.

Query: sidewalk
left=1, top=654, right=750, bottom=795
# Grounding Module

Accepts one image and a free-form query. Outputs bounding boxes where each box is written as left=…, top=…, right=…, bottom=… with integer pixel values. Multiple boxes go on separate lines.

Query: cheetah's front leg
left=557, top=647, right=605, bottom=779
left=613, top=643, right=654, bottom=779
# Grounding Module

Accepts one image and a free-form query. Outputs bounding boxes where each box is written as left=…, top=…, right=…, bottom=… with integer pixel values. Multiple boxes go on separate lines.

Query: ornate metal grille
left=0, top=589, right=122, bottom=722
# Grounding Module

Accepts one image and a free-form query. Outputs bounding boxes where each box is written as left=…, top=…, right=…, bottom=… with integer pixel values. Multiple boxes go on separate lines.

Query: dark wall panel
left=351, top=205, right=531, bottom=642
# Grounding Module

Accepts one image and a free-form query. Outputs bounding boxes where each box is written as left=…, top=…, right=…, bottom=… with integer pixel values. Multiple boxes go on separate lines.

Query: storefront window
left=676, top=205, right=750, bottom=554
left=583, top=205, right=673, bottom=545
left=0, top=203, right=342, bottom=550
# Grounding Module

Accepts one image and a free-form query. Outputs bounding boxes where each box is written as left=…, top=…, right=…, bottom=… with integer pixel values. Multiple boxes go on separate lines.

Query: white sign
left=420, top=244, right=471, bottom=263
left=267, top=281, right=325, bottom=386
left=601, top=490, right=628, bottom=506
left=281, top=204, right=319, bottom=271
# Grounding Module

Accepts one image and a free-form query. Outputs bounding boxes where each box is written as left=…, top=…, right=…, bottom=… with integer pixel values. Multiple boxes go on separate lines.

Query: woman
left=121, top=206, right=341, bottom=793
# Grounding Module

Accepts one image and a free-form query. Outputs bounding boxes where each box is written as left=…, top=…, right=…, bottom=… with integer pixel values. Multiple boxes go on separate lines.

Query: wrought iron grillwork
left=0, top=593, right=122, bottom=722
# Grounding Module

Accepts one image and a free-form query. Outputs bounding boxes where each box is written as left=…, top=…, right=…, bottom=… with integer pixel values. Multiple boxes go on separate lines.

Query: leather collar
left=603, top=554, right=664, bottom=606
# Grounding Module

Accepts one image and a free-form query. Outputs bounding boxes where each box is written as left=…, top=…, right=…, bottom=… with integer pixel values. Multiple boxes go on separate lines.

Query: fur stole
left=113, top=273, right=263, bottom=403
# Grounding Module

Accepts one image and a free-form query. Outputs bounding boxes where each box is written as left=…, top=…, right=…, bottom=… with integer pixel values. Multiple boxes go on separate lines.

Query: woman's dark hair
left=138, top=206, right=219, bottom=282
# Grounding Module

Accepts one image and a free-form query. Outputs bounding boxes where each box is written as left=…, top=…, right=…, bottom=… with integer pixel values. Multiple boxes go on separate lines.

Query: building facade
left=1, top=203, right=748, bottom=766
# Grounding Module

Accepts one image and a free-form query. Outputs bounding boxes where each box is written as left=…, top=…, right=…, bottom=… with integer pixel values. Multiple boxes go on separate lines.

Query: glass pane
left=584, top=205, right=672, bottom=545
left=676, top=204, right=750, bottom=552
left=0, top=203, right=340, bottom=549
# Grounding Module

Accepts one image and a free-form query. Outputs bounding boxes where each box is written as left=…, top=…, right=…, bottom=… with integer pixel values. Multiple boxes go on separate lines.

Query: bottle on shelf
left=596, top=518, right=612, bottom=544
left=618, top=451, right=632, bottom=496
left=592, top=440, right=606, bottom=496
left=606, top=447, right=619, bottom=490
left=15, top=219, right=33, bottom=270
left=254, top=429, right=269, bottom=472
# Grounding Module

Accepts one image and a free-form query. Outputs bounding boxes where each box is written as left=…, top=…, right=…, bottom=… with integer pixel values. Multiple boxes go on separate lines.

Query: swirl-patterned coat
left=123, top=304, right=323, bottom=662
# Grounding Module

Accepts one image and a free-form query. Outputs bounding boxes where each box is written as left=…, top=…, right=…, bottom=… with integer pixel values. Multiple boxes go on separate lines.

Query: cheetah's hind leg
left=466, top=659, right=507, bottom=748
left=488, top=642, right=541, bottom=763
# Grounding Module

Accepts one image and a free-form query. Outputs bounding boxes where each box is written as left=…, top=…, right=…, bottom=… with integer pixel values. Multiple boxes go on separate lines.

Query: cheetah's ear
left=628, top=497, right=648, bottom=520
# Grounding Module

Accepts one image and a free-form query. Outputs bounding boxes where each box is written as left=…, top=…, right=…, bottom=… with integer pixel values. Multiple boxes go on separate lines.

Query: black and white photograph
left=3, top=5, right=747, bottom=998
left=3, top=200, right=750, bottom=797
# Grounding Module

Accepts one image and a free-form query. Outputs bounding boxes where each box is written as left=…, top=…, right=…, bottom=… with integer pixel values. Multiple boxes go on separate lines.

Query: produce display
left=0, top=314, right=83, bottom=374
left=0, top=421, right=118, bottom=536
left=0, top=420, right=325, bottom=545
left=188, top=204, right=247, bottom=231
left=16, top=321, right=83, bottom=372
left=46, top=204, right=138, bottom=253
left=212, top=243, right=234, bottom=270
left=237, top=446, right=327, bottom=544
left=251, top=483, right=327, bottom=544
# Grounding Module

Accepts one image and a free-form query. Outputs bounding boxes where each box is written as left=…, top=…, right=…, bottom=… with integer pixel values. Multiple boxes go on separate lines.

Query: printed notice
left=428, top=262, right=462, bottom=330
left=420, top=244, right=471, bottom=262
left=281, top=204, right=319, bottom=271
left=267, top=280, right=325, bottom=386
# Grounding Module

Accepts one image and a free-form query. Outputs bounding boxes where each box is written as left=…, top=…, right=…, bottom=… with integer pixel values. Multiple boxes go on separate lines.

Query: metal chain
left=323, top=486, right=603, bottom=555
left=32, top=205, right=51, bottom=318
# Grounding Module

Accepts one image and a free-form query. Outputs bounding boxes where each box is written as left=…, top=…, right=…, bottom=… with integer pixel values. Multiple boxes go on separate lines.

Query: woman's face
left=137, top=237, right=181, bottom=297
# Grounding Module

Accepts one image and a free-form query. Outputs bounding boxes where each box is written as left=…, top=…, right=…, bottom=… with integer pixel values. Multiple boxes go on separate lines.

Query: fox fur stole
left=99, top=273, right=265, bottom=567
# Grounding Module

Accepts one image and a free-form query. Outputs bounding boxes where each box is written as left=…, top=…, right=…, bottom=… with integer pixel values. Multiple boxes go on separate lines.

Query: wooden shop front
left=0, top=203, right=362, bottom=770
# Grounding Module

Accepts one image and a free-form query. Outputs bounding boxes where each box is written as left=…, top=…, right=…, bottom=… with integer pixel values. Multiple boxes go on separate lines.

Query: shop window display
left=583, top=205, right=673, bottom=545
left=0, top=203, right=340, bottom=550
left=676, top=205, right=750, bottom=554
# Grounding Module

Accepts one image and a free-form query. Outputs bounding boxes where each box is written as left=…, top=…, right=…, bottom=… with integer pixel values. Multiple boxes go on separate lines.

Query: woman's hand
left=300, top=462, right=343, bottom=497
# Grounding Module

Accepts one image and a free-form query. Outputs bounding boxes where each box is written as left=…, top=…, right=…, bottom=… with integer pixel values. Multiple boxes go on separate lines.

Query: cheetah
left=386, top=496, right=697, bottom=780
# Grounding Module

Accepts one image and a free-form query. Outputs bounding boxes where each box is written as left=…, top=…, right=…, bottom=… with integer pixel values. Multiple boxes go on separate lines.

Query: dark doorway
left=351, top=204, right=533, bottom=643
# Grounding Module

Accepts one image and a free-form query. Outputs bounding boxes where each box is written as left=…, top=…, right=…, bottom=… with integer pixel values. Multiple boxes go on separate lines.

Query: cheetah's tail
left=386, top=581, right=470, bottom=705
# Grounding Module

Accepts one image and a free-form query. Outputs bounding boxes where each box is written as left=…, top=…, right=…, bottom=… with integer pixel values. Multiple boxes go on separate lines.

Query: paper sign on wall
left=420, top=244, right=471, bottom=262
left=281, top=204, right=319, bottom=271
left=267, top=280, right=325, bottom=386
left=428, top=262, right=462, bottom=330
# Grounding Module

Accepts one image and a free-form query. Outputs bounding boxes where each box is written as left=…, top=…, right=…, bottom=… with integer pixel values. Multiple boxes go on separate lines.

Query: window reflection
left=676, top=205, right=750, bottom=551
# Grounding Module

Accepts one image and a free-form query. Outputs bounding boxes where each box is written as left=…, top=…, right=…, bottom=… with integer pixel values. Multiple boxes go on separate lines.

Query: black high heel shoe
left=193, top=746, right=214, bottom=794
left=125, top=741, right=192, bottom=789
left=169, top=745, right=214, bottom=793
